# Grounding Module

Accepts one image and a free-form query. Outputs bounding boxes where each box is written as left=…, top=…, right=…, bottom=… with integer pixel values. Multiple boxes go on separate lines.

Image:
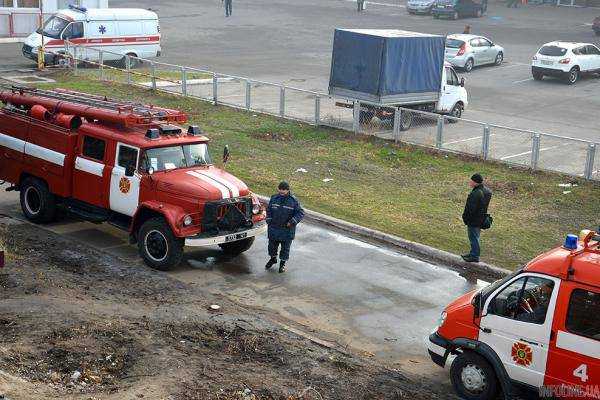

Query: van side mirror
left=222, top=145, right=230, bottom=164
left=460, top=77, right=465, bottom=87
left=125, top=164, right=136, bottom=177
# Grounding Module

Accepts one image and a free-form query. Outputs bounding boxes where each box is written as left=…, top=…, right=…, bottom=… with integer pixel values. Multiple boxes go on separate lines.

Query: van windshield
left=37, top=15, right=70, bottom=39
left=141, top=143, right=212, bottom=172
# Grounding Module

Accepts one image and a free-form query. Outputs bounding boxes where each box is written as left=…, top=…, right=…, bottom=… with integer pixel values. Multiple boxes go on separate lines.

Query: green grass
left=36, top=73, right=600, bottom=270
left=74, top=65, right=211, bottom=84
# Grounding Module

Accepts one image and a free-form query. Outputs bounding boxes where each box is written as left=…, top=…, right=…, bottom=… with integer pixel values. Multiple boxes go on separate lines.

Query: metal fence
left=52, top=42, right=599, bottom=181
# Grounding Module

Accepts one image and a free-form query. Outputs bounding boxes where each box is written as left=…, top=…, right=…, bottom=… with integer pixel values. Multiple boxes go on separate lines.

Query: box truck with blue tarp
left=329, top=29, right=468, bottom=130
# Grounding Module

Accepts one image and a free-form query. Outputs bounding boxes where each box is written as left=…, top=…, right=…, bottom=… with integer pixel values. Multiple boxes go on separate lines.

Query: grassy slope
left=37, top=73, right=600, bottom=270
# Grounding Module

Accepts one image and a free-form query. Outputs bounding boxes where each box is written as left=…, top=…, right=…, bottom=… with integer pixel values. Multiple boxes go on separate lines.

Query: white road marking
left=443, top=135, right=483, bottom=145
left=513, top=77, right=534, bottom=84
left=344, top=0, right=406, bottom=8
left=500, top=145, right=561, bottom=160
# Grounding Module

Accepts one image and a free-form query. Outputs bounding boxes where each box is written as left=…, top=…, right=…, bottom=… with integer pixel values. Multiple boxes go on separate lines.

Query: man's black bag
left=481, top=214, right=493, bottom=230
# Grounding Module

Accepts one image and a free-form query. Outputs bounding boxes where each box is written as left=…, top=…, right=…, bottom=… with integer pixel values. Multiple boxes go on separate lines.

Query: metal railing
left=50, top=42, right=599, bottom=181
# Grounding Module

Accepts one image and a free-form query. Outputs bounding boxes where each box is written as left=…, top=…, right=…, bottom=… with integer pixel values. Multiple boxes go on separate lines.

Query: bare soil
left=0, top=217, right=456, bottom=400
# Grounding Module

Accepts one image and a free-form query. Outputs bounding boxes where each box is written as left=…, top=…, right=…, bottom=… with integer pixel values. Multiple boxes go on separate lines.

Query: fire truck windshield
left=37, top=16, right=70, bottom=39
left=142, top=143, right=212, bottom=172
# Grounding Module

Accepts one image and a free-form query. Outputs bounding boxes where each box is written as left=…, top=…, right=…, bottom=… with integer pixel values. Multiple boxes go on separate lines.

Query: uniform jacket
left=266, top=193, right=304, bottom=241
left=462, top=184, right=492, bottom=227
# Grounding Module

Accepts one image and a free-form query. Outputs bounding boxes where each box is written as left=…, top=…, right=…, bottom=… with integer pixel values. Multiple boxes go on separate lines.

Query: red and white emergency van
left=0, top=86, right=266, bottom=270
left=22, top=5, right=160, bottom=66
left=428, top=231, right=600, bottom=400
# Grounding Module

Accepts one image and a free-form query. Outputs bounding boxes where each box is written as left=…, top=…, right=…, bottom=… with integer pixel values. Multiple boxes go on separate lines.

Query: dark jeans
left=225, top=0, right=232, bottom=16
left=268, top=239, right=292, bottom=261
left=357, top=0, right=365, bottom=11
left=467, top=226, right=481, bottom=259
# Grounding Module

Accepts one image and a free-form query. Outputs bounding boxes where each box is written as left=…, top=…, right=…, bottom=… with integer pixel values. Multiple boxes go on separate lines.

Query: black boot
left=278, top=261, right=286, bottom=273
left=265, top=257, right=277, bottom=270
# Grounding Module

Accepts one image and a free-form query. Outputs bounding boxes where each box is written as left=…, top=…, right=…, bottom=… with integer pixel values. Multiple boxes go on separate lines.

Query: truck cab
left=0, top=87, right=266, bottom=270
left=428, top=231, right=600, bottom=400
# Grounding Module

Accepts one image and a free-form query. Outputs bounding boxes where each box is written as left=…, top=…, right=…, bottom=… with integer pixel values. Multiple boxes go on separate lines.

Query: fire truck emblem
left=119, top=177, right=131, bottom=194
left=511, top=342, right=533, bottom=367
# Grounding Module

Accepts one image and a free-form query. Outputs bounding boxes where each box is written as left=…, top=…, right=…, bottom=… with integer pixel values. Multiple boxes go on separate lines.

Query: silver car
left=407, top=0, right=436, bottom=14
left=445, top=34, right=504, bottom=72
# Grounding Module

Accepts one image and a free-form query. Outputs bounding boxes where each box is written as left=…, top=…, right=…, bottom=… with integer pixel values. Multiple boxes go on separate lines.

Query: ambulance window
left=82, top=136, right=105, bottom=161
left=566, top=289, right=600, bottom=341
left=488, top=276, right=554, bottom=325
left=117, top=145, right=139, bottom=170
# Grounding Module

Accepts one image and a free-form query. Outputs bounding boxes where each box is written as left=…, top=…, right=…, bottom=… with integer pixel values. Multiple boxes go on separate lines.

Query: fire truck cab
left=0, top=87, right=266, bottom=270
left=428, top=231, right=600, bottom=400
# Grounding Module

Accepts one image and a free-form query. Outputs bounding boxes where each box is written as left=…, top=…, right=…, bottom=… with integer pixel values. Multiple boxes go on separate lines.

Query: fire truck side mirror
left=222, top=145, right=230, bottom=164
left=125, top=165, right=136, bottom=177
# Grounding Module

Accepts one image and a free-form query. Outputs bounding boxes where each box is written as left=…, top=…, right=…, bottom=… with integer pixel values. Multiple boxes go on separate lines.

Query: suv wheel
left=464, top=58, right=474, bottom=72
left=450, top=352, right=499, bottom=400
left=219, top=237, right=255, bottom=256
left=566, top=67, right=579, bottom=84
left=494, top=52, right=503, bottom=66
left=138, top=217, right=184, bottom=270
left=532, top=69, right=544, bottom=81
left=20, top=177, right=56, bottom=223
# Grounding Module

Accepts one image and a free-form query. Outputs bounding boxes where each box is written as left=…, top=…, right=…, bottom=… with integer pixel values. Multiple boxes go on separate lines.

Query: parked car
left=531, top=41, right=600, bottom=84
left=407, top=0, right=437, bottom=14
left=432, top=0, right=485, bottom=20
left=593, top=16, right=600, bottom=36
left=445, top=34, right=504, bottom=72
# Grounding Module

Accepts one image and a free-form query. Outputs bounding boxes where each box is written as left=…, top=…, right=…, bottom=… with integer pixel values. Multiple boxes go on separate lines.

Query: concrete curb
left=0, top=38, right=24, bottom=44
left=257, top=195, right=511, bottom=279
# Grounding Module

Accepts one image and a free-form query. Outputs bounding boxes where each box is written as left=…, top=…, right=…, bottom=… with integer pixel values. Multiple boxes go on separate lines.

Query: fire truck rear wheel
left=20, top=177, right=56, bottom=223
left=219, top=237, right=255, bottom=256
left=450, top=352, right=499, bottom=400
left=138, top=218, right=184, bottom=271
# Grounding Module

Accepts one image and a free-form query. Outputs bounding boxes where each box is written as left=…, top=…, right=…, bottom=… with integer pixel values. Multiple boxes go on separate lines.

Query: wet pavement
left=0, top=187, right=488, bottom=381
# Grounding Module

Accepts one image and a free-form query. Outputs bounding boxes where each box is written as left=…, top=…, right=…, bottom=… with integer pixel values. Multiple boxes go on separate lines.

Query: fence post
left=213, top=73, right=218, bottom=105
left=125, top=55, right=132, bottom=85
left=314, top=95, right=320, bottom=127
left=436, top=115, right=444, bottom=149
left=181, top=66, right=187, bottom=96
left=584, top=143, right=596, bottom=180
left=245, top=79, right=251, bottom=110
left=393, top=108, right=401, bottom=143
left=150, top=61, right=156, bottom=91
left=353, top=101, right=360, bottom=134
left=531, top=133, right=541, bottom=170
left=279, top=86, right=285, bottom=117
left=72, top=46, right=78, bottom=75
left=98, top=50, right=104, bottom=80
left=482, top=124, right=490, bottom=160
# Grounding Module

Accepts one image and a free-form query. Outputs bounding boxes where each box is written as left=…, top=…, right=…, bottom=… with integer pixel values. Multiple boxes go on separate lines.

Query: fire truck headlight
left=437, top=311, right=447, bottom=328
left=183, top=215, right=193, bottom=226
left=252, top=203, right=261, bottom=215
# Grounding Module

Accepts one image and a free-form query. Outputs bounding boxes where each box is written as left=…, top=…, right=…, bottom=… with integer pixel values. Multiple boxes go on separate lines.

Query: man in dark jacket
left=462, top=173, right=492, bottom=263
left=265, top=181, right=304, bottom=273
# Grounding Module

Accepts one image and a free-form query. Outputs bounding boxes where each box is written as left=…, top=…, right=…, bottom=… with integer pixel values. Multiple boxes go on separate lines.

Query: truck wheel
left=138, top=217, right=184, bottom=271
left=399, top=110, right=413, bottom=131
left=450, top=352, right=499, bottom=400
left=219, top=237, right=255, bottom=255
left=449, top=103, right=463, bottom=122
left=20, top=177, right=56, bottom=223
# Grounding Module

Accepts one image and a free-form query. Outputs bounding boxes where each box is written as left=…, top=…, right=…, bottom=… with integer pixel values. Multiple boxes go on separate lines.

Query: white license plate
left=541, top=60, right=553, bottom=65
left=225, top=232, right=248, bottom=242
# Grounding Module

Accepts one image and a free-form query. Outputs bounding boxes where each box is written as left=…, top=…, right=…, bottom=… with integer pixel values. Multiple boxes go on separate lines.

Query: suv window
left=587, top=45, right=600, bottom=55
left=82, top=136, right=105, bottom=161
left=566, top=289, right=600, bottom=341
left=117, top=145, right=139, bottom=170
left=446, top=39, right=465, bottom=48
left=479, top=38, right=492, bottom=47
left=539, top=46, right=568, bottom=57
left=488, top=276, right=555, bottom=324
left=470, top=39, right=480, bottom=47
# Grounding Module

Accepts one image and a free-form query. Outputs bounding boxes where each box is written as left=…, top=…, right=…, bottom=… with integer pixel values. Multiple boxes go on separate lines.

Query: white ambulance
left=22, top=5, right=161, bottom=66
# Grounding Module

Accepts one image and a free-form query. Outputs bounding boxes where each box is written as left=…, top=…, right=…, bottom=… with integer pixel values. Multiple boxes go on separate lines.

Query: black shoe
left=265, top=258, right=277, bottom=270
left=278, top=261, right=286, bottom=273
left=462, top=255, right=480, bottom=263
left=461, top=254, right=471, bottom=259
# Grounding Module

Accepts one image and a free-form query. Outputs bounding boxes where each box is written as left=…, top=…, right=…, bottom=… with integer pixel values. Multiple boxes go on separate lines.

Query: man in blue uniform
left=265, top=181, right=304, bottom=273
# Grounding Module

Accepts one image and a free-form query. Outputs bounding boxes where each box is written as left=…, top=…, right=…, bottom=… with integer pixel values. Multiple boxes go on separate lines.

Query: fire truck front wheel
left=20, top=177, right=56, bottom=223
left=218, top=237, right=255, bottom=256
left=450, top=352, right=499, bottom=400
left=138, top=218, right=184, bottom=270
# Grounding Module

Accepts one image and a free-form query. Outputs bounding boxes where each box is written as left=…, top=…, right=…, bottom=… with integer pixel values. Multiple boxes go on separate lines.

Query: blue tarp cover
left=329, top=29, right=445, bottom=96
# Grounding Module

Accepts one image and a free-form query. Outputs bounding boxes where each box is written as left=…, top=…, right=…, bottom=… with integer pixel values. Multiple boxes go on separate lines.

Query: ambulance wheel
left=450, top=352, right=499, bottom=400
left=138, top=217, right=184, bottom=271
left=120, top=53, right=139, bottom=69
left=219, top=237, right=255, bottom=256
left=20, top=177, right=56, bottom=223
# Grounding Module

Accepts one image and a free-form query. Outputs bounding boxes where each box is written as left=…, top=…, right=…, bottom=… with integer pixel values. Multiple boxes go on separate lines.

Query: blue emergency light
left=68, top=4, right=87, bottom=13
left=564, top=234, right=578, bottom=250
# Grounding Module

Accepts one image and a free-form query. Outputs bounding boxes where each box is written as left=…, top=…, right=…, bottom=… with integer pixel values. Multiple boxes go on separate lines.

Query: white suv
left=532, top=41, right=600, bottom=84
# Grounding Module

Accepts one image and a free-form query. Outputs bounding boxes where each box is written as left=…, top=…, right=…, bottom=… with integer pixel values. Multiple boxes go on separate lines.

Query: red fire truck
left=0, top=86, right=266, bottom=270
left=428, top=231, right=600, bottom=400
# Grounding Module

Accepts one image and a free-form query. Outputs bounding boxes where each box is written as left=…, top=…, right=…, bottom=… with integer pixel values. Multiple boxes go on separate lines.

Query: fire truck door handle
left=519, top=338, right=539, bottom=347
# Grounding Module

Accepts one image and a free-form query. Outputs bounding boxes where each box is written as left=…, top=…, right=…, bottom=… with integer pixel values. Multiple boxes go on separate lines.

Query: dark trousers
left=467, top=226, right=481, bottom=259
left=268, top=239, right=292, bottom=261
left=506, top=0, right=519, bottom=7
left=357, top=0, right=365, bottom=11
left=225, top=0, right=232, bottom=16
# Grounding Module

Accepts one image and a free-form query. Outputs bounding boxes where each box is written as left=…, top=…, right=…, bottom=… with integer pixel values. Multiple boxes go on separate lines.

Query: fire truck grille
left=202, top=198, right=252, bottom=233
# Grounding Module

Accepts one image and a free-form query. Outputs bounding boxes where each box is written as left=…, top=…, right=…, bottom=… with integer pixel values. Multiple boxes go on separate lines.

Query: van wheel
left=566, top=67, right=579, bottom=85
left=219, top=237, right=255, bottom=256
left=138, top=217, right=184, bottom=271
left=450, top=352, right=499, bottom=400
left=464, top=58, right=474, bottom=72
left=360, top=110, right=375, bottom=124
left=20, top=177, right=56, bottom=223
